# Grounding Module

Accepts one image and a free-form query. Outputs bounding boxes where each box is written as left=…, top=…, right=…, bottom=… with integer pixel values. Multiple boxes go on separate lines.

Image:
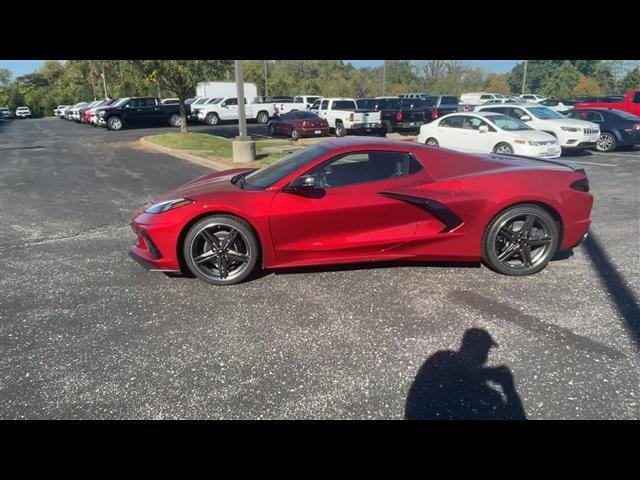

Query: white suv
left=15, top=106, right=32, bottom=118
left=519, top=94, right=547, bottom=103
left=475, top=104, right=600, bottom=151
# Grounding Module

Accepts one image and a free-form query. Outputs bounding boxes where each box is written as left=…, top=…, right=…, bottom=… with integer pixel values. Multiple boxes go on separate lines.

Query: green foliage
left=541, top=62, right=582, bottom=98
left=617, top=67, right=640, bottom=93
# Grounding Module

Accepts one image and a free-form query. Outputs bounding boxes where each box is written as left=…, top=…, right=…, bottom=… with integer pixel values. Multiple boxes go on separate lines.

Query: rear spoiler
left=491, top=152, right=586, bottom=175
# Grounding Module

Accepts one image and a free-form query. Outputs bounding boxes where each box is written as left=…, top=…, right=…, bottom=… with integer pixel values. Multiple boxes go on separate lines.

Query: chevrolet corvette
left=129, top=138, right=593, bottom=285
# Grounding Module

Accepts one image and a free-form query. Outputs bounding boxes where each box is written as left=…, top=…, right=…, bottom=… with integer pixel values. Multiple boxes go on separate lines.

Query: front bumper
left=129, top=211, right=186, bottom=272
left=349, top=123, right=384, bottom=133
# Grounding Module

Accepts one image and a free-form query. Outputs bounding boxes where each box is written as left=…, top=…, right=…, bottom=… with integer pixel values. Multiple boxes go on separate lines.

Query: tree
left=617, top=67, right=640, bottom=94
left=572, top=76, right=603, bottom=97
left=130, top=60, right=232, bottom=133
left=486, top=74, right=511, bottom=94
left=0, top=67, right=12, bottom=88
left=541, top=61, right=582, bottom=98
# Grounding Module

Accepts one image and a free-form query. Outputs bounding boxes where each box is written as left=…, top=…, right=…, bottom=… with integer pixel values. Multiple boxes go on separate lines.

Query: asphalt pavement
left=1, top=118, right=638, bottom=419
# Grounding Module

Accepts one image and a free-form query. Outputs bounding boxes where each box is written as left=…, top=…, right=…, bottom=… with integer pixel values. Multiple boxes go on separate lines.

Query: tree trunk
left=179, top=98, right=188, bottom=134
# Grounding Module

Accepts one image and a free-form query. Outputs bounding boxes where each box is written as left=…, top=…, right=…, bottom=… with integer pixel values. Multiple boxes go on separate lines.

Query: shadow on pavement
left=582, top=231, right=640, bottom=349
left=405, top=328, right=527, bottom=420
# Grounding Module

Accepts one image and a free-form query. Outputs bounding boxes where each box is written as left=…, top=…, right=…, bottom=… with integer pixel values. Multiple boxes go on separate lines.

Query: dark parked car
left=267, top=111, right=330, bottom=139
left=0, top=107, right=14, bottom=119
left=100, top=96, right=189, bottom=130
left=563, top=108, right=640, bottom=152
left=356, top=97, right=426, bottom=133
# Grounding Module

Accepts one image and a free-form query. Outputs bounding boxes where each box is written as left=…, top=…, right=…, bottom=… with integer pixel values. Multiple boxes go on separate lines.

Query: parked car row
left=57, top=97, right=187, bottom=130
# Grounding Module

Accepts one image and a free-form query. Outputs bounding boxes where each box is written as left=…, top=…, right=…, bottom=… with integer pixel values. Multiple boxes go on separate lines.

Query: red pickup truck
left=575, top=89, right=640, bottom=116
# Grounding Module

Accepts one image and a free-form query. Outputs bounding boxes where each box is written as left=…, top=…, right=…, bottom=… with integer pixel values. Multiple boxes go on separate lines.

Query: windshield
left=111, top=97, right=129, bottom=108
left=243, top=144, right=330, bottom=190
left=487, top=114, right=532, bottom=131
left=528, top=107, right=567, bottom=120
left=209, top=98, right=223, bottom=104
left=332, top=101, right=357, bottom=110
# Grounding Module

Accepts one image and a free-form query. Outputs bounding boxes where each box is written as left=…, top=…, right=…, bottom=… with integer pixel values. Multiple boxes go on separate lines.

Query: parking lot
left=1, top=117, right=639, bottom=419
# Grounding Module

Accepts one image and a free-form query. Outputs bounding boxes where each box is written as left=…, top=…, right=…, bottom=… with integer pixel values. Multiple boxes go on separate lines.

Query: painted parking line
left=565, top=160, right=619, bottom=167
left=594, top=151, right=640, bottom=158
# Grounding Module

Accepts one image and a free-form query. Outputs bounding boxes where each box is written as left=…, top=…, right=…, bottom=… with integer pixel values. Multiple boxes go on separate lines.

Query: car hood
left=538, top=117, right=598, bottom=128
left=507, top=129, right=558, bottom=141
left=149, top=168, right=255, bottom=204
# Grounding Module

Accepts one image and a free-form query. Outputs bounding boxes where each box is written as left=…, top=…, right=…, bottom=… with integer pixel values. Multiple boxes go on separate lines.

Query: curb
left=139, top=137, right=229, bottom=171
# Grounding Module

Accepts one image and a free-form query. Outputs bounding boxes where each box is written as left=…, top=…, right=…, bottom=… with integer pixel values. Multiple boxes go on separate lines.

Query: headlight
left=561, top=126, right=581, bottom=132
left=145, top=198, right=194, bottom=214
left=99, top=111, right=106, bottom=116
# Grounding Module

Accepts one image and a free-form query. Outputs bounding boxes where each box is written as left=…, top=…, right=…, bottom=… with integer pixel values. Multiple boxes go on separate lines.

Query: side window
left=439, top=116, right=464, bottom=128
left=632, top=92, right=640, bottom=104
left=462, top=116, right=494, bottom=131
left=586, top=112, right=604, bottom=122
left=321, top=100, right=329, bottom=110
left=294, top=97, right=302, bottom=103
left=480, top=95, right=491, bottom=100
left=140, top=98, right=157, bottom=107
left=306, top=151, right=422, bottom=188
left=226, top=98, right=238, bottom=106
left=310, top=99, right=321, bottom=110
left=127, top=98, right=141, bottom=108
left=510, top=108, right=527, bottom=119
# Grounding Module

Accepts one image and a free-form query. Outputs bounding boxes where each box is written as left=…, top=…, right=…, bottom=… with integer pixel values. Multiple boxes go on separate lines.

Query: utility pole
left=100, top=64, right=108, bottom=99
left=156, top=78, right=161, bottom=99
left=264, top=60, right=268, bottom=97
left=232, top=60, right=255, bottom=163
left=521, top=60, right=528, bottom=95
left=382, top=60, right=386, bottom=96
left=89, top=60, right=97, bottom=101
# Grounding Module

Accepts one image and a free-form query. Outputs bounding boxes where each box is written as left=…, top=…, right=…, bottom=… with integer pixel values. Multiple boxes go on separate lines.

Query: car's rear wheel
left=291, top=127, right=300, bottom=140
left=335, top=121, right=346, bottom=137
left=206, top=113, right=219, bottom=126
left=257, top=111, right=270, bottom=124
left=493, top=142, right=513, bottom=154
left=482, top=204, right=559, bottom=276
left=169, top=113, right=181, bottom=127
left=596, top=132, right=616, bottom=152
left=183, top=215, right=259, bottom=286
left=425, top=137, right=439, bottom=147
left=107, top=116, right=123, bottom=131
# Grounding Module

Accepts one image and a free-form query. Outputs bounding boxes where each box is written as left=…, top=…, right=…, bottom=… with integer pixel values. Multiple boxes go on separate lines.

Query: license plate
left=315, top=130, right=321, bottom=134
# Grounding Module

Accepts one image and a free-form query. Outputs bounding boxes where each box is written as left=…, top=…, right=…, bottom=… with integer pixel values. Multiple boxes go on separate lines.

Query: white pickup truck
left=196, top=96, right=288, bottom=126
left=309, top=98, right=385, bottom=137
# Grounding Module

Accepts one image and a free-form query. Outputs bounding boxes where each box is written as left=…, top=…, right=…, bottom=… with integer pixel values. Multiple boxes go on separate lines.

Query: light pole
left=89, top=60, right=97, bottom=101
left=232, top=60, right=255, bottom=163
left=264, top=60, right=268, bottom=97
left=521, top=60, right=528, bottom=95
left=382, top=60, right=386, bottom=96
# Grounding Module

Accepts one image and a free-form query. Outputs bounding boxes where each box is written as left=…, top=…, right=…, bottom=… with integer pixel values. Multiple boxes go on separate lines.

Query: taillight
left=634, top=123, right=640, bottom=131
left=432, top=110, right=438, bottom=119
left=349, top=113, right=354, bottom=122
left=396, top=112, right=403, bottom=122
left=301, top=121, right=310, bottom=127
left=570, top=178, right=590, bottom=192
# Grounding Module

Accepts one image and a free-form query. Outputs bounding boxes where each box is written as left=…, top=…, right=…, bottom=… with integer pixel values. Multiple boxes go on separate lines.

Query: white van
left=460, top=92, right=506, bottom=105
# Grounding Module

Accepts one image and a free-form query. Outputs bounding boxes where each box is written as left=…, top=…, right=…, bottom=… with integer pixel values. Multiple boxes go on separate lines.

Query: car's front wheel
left=257, top=111, right=270, bottom=124
left=107, top=116, right=123, bottom=131
left=291, top=127, right=300, bottom=140
left=596, top=132, right=617, bottom=152
left=493, top=142, right=513, bottom=155
left=482, top=204, right=559, bottom=276
left=425, top=137, right=439, bottom=147
left=206, top=112, right=219, bottom=126
left=183, top=215, right=259, bottom=286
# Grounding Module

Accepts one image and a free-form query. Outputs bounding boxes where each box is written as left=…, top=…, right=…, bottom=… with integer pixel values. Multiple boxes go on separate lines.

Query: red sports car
left=268, top=111, right=330, bottom=140
left=129, top=138, right=593, bottom=285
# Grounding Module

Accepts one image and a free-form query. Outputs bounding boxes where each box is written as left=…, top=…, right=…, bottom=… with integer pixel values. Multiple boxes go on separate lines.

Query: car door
left=138, top=97, right=163, bottom=124
left=220, top=98, right=238, bottom=120
left=123, top=98, right=142, bottom=124
left=461, top=116, right=498, bottom=153
left=435, top=115, right=465, bottom=149
left=268, top=150, right=424, bottom=265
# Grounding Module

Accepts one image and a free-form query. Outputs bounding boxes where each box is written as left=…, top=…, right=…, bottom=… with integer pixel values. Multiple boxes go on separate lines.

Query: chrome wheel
left=291, top=128, right=300, bottom=140
left=493, top=213, right=554, bottom=271
left=108, top=117, right=122, bottom=130
left=206, top=113, right=219, bottom=126
left=426, top=137, right=439, bottom=147
left=188, top=222, right=253, bottom=282
left=170, top=114, right=181, bottom=127
left=596, top=132, right=616, bottom=152
left=257, top=112, right=269, bottom=124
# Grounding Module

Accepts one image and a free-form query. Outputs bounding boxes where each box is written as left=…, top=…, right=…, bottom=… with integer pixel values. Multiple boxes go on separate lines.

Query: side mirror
left=284, top=175, right=315, bottom=191
left=478, top=125, right=489, bottom=133
left=520, top=115, right=531, bottom=121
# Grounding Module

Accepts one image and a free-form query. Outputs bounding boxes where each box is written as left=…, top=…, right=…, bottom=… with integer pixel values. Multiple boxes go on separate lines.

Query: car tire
left=425, top=137, right=439, bottom=147
left=169, top=113, right=182, bottom=127
left=206, top=112, right=220, bottom=126
left=482, top=204, right=559, bottom=276
left=107, top=116, right=123, bottom=131
left=183, top=215, right=260, bottom=286
left=257, top=111, right=269, bottom=124
left=384, top=121, right=393, bottom=134
left=268, top=123, right=276, bottom=137
left=335, top=122, right=346, bottom=137
left=493, top=142, right=513, bottom=155
left=596, top=131, right=617, bottom=152
left=291, top=128, right=300, bottom=140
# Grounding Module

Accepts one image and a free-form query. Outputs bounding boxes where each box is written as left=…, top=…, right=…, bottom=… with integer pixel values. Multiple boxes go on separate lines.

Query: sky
left=1, top=60, right=521, bottom=79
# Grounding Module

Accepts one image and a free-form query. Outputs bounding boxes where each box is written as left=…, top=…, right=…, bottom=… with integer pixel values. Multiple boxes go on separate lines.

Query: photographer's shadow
left=405, top=328, right=527, bottom=420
